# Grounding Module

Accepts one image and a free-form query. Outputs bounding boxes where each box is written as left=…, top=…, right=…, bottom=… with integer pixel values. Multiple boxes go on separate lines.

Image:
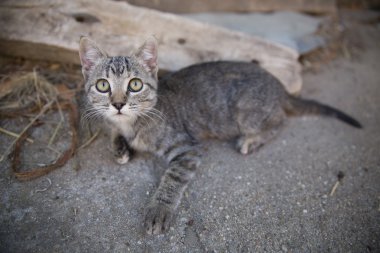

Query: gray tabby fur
left=78, top=37, right=361, bottom=235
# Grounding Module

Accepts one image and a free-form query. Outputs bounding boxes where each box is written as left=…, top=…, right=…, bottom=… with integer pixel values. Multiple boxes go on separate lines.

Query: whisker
left=146, top=109, right=166, bottom=122
left=133, top=109, right=153, bottom=128
left=134, top=106, right=161, bottom=125
left=80, top=105, right=108, bottom=127
left=141, top=112, right=157, bottom=126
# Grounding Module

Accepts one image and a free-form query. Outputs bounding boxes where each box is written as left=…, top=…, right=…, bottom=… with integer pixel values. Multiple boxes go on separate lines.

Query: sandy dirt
left=0, top=11, right=379, bottom=252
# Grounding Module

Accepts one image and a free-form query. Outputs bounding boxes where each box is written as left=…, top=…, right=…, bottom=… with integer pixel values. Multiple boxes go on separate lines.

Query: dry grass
left=0, top=69, right=80, bottom=180
left=0, top=70, right=58, bottom=114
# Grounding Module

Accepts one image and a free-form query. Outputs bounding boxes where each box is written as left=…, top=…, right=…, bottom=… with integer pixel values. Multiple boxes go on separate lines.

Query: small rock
left=281, top=244, right=288, bottom=252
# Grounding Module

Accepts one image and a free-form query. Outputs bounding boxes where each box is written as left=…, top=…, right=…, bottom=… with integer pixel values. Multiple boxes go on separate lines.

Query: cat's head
left=79, top=37, right=158, bottom=124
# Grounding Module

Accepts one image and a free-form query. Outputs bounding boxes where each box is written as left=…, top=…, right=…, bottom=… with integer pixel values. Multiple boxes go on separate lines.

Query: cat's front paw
left=144, top=204, right=174, bottom=235
left=115, top=153, right=130, bottom=164
left=112, top=135, right=131, bottom=164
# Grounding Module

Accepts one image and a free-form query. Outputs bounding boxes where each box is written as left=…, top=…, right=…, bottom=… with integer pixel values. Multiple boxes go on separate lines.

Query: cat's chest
left=111, top=118, right=157, bottom=152
left=118, top=124, right=153, bottom=151
left=109, top=118, right=137, bottom=142
left=117, top=129, right=148, bottom=153
left=129, top=133, right=150, bottom=151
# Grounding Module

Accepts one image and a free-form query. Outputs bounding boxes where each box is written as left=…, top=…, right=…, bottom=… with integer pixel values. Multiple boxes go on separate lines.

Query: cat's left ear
left=135, top=37, right=158, bottom=78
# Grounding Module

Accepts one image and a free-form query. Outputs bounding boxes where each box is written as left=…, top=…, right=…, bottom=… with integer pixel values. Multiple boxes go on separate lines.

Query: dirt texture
left=0, top=11, right=379, bottom=253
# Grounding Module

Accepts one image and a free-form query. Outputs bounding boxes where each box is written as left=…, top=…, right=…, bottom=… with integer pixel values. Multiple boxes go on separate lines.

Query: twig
left=33, top=69, right=42, bottom=108
left=329, top=171, right=345, bottom=196
left=0, top=126, right=34, bottom=143
left=48, top=100, right=64, bottom=146
left=0, top=100, right=54, bottom=162
left=12, top=102, right=78, bottom=181
left=48, top=121, right=62, bottom=146
left=72, top=207, right=78, bottom=216
left=34, top=178, right=52, bottom=193
left=77, top=129, right=100, bottom=150
left=329, top=181, right=340, bottom=196
left=47, top=146, right=62, bottom=156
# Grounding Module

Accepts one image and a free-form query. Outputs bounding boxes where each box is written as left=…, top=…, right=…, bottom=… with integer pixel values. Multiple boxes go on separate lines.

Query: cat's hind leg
left=237, top=134, right=263, bottom=155
left=236, top=124, right=283, bottom=154
left=237, top=110, right=285, bottom=155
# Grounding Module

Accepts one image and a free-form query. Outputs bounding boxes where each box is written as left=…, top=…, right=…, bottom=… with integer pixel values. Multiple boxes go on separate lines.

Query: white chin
left=108, top=113, right=135, bottom=123
left=111, top=113, right=125, bottom=119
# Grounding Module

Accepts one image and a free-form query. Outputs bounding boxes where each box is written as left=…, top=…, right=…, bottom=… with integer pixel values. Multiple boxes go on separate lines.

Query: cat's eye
left=128, top=78, right=143, bottom=92
left=95, top=79, right=110, bottom=93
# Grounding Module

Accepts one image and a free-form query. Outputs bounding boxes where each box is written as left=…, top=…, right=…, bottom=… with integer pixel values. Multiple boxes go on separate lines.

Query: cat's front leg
left=144, top=147, right=201, bottom=235
left=111, top=129, right=132, bottom=165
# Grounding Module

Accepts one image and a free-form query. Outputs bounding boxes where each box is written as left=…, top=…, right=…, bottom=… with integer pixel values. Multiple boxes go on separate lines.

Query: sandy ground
left=0, top=11, right=379, bottom=253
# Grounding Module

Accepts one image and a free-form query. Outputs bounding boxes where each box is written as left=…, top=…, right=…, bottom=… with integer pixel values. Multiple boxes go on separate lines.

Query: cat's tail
left=283, top=95, right=362, bottom=128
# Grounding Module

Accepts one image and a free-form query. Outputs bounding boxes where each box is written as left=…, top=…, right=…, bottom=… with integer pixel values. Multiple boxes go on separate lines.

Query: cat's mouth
left=113, top=111, right=131, bottom=118
left=114, top=112, right=125, bottom=116
left=109, top=112, right=126, bottom=121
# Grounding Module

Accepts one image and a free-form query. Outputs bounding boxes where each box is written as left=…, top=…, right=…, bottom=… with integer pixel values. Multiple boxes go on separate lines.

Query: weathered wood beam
left=0, top=0, right=302, bottom=94
left=125, top=0, right=337, bottom=14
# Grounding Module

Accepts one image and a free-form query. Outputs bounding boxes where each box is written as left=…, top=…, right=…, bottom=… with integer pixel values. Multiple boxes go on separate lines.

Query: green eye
left=128, top=78, right=143, bottom=92
left=95, top=79, right=110, bottom=93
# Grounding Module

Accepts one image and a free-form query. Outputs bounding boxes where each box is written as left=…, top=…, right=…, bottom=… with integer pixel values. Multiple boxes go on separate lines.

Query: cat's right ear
left=79, top=37, right=107, bottom=80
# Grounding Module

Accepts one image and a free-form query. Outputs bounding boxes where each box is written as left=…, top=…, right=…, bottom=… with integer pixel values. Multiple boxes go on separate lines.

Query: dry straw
left=0, top=70, right=79, bottom=180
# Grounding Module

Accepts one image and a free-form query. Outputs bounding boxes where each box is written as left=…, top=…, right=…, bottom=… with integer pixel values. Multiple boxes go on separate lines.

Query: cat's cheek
left=104, top=110, right=117, bottom=120
left=119, top=107, right=128, bottom=115
left=88, top=95, right=104, bottom=104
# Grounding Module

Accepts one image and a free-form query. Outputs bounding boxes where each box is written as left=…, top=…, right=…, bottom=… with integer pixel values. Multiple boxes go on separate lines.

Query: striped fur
left=79, top=37, right=361, bottom=235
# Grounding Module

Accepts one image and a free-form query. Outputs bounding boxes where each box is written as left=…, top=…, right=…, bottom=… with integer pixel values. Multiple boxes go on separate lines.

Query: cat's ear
left=135, top=37, right=158, bottom=78
left=79, top=36, right=107, bottom=80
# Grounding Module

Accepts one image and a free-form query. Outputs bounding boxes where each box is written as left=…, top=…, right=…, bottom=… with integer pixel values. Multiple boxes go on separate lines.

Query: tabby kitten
left=78, top=37, right=361, bottom=235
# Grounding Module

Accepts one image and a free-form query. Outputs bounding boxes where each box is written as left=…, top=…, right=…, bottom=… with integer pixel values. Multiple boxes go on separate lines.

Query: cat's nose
left=112, top=102, right=125, bottom=111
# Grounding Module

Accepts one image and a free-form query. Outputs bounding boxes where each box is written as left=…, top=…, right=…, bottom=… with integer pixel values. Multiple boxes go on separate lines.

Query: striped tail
left=283, top=95, right=362, bottom=128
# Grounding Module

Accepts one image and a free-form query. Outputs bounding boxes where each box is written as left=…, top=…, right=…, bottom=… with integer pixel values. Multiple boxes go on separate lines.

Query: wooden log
left=0, top=0, right=302, bottom=94
left=125, top=0, right=337, bottom=14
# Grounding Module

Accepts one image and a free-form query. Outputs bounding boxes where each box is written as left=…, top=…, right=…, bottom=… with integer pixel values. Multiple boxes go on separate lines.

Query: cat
left=78, top=36, right=361, bottom=235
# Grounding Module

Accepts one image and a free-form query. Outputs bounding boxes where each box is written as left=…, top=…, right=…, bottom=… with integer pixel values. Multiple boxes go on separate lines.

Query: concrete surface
left=0, top=12, right=380, bottom=253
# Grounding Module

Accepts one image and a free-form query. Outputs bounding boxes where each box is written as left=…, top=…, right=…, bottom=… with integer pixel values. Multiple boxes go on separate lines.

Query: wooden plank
left=126, top=0, right=337, bottom=14
left=0, top=0, right=302, bottom=94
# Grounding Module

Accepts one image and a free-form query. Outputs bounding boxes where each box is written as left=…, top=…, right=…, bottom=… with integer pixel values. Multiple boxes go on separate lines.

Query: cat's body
left=79, top=37, right=361, bottom=235
left=159, top=61, right=286, bottom=142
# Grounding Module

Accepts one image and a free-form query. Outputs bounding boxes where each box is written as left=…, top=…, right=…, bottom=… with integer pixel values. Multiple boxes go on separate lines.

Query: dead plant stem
left=0, top=100, right=54, bottom=162
left=48, top=100, right=64, bottom=146
left=77, top=129, right=100, bottom=150
left=0, top=127, right=34, bottom=143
